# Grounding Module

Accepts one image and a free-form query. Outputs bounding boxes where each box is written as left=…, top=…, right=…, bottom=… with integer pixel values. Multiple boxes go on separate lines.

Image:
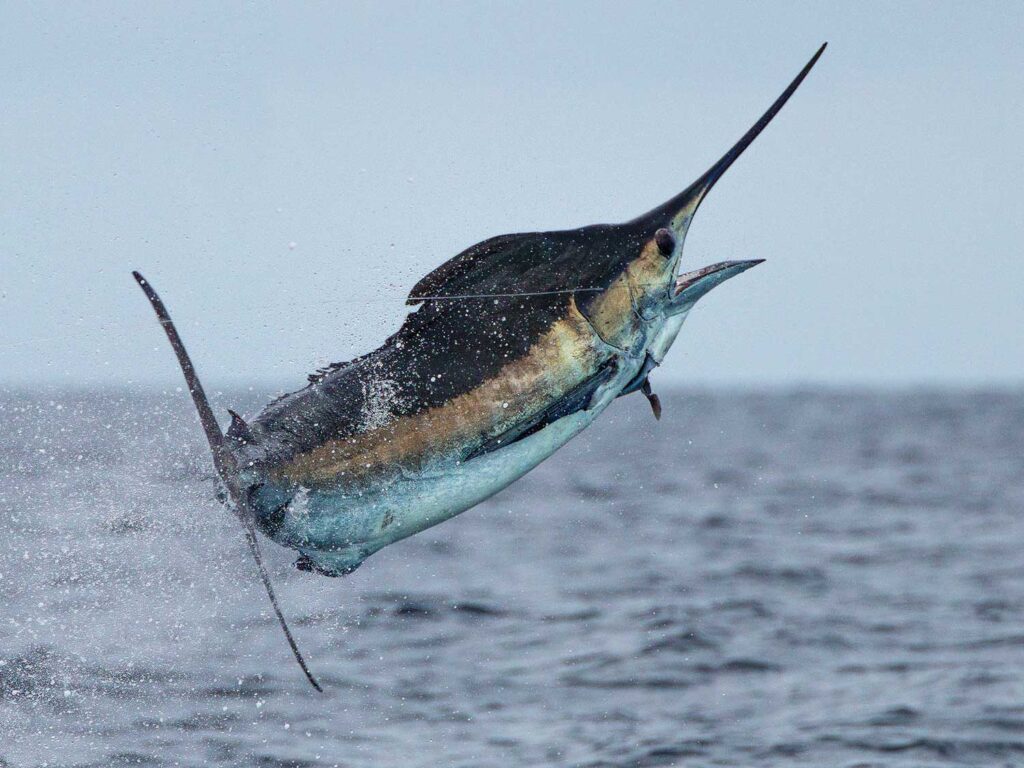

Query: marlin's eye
left=654, top=228, right=675, bottom=256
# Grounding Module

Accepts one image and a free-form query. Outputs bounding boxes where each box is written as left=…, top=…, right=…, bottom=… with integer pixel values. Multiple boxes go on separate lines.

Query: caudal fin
left=132, top=271, right=323, bottom=692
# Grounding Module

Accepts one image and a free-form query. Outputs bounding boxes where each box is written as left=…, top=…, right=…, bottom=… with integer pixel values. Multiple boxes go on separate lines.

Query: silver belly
left=274, top=347, right=647, bottom=575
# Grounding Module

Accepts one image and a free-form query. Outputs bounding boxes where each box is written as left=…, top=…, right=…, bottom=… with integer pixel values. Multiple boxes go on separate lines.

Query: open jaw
left=669, top=259, right=765, bottom=312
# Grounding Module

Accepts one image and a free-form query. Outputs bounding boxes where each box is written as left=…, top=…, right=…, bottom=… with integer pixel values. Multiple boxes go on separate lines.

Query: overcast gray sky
left=2, top=2, right=1022, bottom=388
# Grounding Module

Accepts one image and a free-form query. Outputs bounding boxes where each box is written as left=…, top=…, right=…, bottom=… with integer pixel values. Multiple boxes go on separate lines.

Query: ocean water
left=2, top=388, right=1024, bottom=768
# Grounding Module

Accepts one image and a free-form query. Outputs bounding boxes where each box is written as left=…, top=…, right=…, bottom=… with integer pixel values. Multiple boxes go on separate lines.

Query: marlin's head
left=407, top=45, right=826, bottom=366
left=582, top=43, right=826, bottom=342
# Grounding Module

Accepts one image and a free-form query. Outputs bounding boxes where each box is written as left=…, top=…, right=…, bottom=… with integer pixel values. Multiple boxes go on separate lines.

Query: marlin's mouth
left=626, top=42, right=826, bottom=317
left=669, top=259, right=765, bottom=313
left=674, top=260, right=764, bottom=295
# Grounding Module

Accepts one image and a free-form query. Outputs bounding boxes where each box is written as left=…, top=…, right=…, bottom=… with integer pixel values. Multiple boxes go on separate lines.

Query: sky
left=1, top=1, right=1022, bottom=388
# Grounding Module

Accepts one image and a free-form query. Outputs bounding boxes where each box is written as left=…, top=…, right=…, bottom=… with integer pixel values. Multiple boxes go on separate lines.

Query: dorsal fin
left=226, top=409, right=256, bottom=445
left=405, top=227, right=632, bottom=305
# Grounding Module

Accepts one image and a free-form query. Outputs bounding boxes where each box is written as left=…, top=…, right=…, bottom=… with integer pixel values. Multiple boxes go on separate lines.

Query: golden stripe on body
left=273, top=295, right=617, bottom=486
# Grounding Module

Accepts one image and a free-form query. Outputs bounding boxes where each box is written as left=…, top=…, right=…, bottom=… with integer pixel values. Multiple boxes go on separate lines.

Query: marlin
left=134, top=44, right=825, bottom=690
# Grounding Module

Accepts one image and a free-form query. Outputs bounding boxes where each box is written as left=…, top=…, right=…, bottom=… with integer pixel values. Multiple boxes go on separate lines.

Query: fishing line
left=413, top=288, right=603, bottom=300
left=0, top=288, right=611, bottom=353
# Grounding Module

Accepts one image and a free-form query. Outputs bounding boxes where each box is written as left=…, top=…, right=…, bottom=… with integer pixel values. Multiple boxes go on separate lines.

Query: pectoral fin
left=466, top=362, right=617, bottom=461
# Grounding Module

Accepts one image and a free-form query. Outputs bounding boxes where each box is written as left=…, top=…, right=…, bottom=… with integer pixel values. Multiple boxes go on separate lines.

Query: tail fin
left=132, top=271, right=323, bottom=693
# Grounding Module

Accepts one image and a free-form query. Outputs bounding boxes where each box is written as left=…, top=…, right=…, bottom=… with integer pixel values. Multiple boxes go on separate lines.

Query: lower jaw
left=646, top=309, right=690, bottom=364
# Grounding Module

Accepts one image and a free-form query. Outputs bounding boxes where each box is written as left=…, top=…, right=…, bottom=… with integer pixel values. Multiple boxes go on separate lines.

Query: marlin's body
left=134, top=45, right=826, bottom=687
left=241, top=255, right=664, bottom=577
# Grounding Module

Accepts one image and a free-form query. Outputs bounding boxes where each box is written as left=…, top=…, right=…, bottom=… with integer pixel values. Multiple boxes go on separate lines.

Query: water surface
left=2, top=388, right=1023, bottom=767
